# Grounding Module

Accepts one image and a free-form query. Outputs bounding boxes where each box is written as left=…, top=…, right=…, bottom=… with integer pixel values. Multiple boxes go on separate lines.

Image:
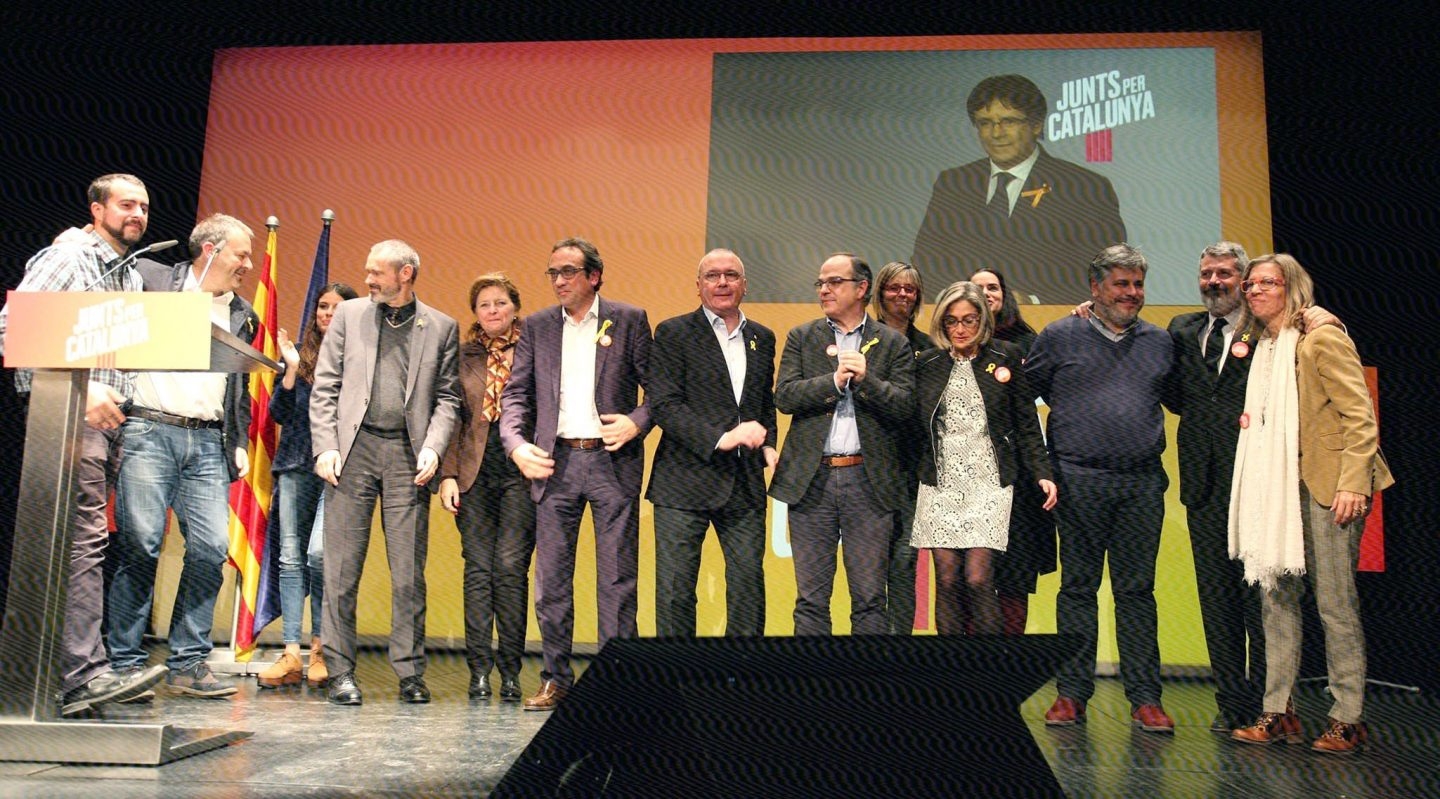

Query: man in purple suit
left=500, top=237, right=653, bottom=711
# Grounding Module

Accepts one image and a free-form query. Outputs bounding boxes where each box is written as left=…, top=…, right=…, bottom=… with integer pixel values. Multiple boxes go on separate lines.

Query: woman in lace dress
left=912, top=281, right=1056, bottom=635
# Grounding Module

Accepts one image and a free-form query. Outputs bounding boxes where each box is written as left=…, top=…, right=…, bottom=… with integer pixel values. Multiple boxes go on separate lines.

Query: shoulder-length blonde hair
left=1239, top=253, right=1315, bottom=337
left=928, top=281, right=993, bottom=352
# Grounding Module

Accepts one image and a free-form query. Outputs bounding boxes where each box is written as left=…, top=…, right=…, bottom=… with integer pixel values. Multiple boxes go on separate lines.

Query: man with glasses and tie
left=912, top=73, right=1126, bottom=305
left=646, top=249, right=777, bottom=638
left=500, top=237, right=652, bottom=710
left=770, top=253, right=915, bottom=636
left=1165, top=242, right=1339, bottom=733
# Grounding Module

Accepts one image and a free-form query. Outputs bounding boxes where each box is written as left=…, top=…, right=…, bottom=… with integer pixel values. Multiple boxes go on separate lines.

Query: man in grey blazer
left=771, top=253, right=915, bottom=636
left=500, top=237, right=652, bottom=711
left=310, top=239, right=460, bottom=706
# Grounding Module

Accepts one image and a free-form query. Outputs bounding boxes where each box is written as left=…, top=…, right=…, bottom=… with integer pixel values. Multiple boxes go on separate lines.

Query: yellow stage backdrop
left=181, top=32, right=1269, bottom=671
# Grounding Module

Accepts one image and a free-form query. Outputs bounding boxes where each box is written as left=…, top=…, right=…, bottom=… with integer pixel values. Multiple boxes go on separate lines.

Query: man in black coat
left=646, top=249, right=777, bottom=637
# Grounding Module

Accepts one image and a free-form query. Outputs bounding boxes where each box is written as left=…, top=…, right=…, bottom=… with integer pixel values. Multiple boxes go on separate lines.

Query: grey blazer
left=309, top=296, right=461, bottom=489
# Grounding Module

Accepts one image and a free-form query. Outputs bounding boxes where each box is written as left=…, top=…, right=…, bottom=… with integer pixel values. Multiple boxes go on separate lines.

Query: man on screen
left=912, top=74, right=1126, bottom=306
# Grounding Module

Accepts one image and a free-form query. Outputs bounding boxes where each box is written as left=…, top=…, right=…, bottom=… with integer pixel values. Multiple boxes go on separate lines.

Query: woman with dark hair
left=1228, top=254, right=1393, bottom=753
left=258, top=282, right=359, bottom=687
left=969, top=268, right=1053, bottom=634
left=913, top=281, right=1056, bottom=635
left=972, top=268, right=1038, bottom=350
left=439, top=273, right=535, bottom=701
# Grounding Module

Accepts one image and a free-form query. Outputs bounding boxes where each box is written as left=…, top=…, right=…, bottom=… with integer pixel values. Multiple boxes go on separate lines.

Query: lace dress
left=911, top=357, right=1012, bottom=551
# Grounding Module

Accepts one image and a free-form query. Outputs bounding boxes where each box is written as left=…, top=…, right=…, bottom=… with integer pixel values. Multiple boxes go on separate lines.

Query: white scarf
left=1228, top=326, right=1304, bottom=590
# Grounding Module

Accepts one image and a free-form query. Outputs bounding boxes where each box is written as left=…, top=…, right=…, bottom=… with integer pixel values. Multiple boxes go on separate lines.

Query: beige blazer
left=1297, top=325, right=1395, bottom=505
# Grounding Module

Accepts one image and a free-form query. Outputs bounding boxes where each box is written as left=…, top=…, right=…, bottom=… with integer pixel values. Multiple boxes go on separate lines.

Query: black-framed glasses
left=814, top=277, right=862, bottom=290
left=701, top=270, right=744, bottom=284
left=1241, top=277, right=1285, bottom=294
left=941, top=314, right=981, bottom=330
left=544, top=266, right=585, bottom=281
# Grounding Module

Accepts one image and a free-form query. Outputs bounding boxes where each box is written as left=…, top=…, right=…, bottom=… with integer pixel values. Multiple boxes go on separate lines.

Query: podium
left=0, top=291, right=278, bottom=765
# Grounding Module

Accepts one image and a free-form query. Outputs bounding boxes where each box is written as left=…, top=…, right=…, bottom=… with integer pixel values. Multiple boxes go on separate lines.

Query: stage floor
left=2, top=647, right=1437, bottom=798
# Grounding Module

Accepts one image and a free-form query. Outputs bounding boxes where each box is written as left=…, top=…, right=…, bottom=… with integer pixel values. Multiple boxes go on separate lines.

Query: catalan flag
left=226, top=219, right=280, bottom=661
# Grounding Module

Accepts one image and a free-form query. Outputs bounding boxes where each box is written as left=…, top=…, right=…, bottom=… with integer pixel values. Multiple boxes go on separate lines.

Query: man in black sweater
left=1025, top=243, right=1175, bottom=733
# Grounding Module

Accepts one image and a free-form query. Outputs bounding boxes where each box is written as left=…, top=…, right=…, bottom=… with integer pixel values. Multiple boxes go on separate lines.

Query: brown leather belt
left=557, top=437, right=605, bottom=450
left=128, top=405, right=222, bottom=430
left=821, top=454, right=863, bottom=468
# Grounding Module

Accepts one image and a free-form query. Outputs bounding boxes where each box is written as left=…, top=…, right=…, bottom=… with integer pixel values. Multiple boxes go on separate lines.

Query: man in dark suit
left=912, top=74, right=1126, bottom=306
left=500, top=237, right=652, bottom=710
left=771, top=253, right=915, bottom=636
left=109, top=213, right=259, bottom=700
left=1166, top=241, right=1338, bottom=732
left=647, top=249, right=777, bottom=638
left=310, top=239, right=461, bottom=706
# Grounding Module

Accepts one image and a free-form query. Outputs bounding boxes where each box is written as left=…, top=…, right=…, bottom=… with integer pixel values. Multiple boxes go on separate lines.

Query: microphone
left=194, top=240, right=228, bottom=292
left=82, top=239, right=179, bottom=291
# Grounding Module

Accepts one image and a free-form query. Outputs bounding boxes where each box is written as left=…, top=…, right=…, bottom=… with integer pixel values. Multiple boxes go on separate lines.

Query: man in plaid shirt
left=0, top=173, right=167, bottom=714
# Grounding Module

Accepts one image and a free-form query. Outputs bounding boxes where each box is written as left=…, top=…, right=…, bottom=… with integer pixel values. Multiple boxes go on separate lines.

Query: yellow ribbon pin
left=1020, top=184, right=1051, bottom=208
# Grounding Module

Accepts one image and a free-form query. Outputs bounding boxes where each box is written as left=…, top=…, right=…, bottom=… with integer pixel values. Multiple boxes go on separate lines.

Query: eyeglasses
left=701, top=270, right=744, bottom=284
left=1241, top=277, right=1285, bottom=294
left=941, top=315, right=981, bottom=330
left=973, top=116, right=1029, bottom=134
left=814, top=277, right=863, bottom=290
left=544, top=266, right=585, bottom=281
left=882, top=284, right=918, bottom=296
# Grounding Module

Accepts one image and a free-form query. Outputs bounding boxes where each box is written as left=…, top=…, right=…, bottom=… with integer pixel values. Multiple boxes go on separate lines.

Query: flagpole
left=214, top=215, right=281, bottom=676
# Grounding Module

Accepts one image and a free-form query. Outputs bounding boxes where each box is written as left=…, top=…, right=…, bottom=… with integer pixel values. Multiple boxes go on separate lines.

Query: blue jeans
left=276, top=470, right=325, bottom=644
left=110, top=419, right=231, bottom=671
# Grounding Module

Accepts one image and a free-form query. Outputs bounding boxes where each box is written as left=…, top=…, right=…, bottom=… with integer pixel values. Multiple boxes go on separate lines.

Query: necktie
left=1203, top=317, right=1226, bottom=373
left=989, top=172, right=1014, bottom=220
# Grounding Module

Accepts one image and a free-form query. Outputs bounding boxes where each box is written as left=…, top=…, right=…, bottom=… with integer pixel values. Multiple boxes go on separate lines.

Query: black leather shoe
left=327, top=671, right=362, bottom=706
left=399, top=676, right=431, bottom=704
left=469, top=673, right=492, bottom=699
left=61, top=665, right=168, bottom=716
left=499, top=676, right=523, bottom=702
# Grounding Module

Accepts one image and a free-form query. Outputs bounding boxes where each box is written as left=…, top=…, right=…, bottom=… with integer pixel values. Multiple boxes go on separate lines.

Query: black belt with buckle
left=557, top=437, right=605, bottom=450
left=128, top=405, right=222, bottom=430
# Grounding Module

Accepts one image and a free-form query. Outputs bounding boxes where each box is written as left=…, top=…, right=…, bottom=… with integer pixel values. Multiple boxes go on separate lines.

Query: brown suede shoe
left=1232, top=709, right=1303, bottom=745
left=257, top=652, right=303, bottom=688
left=523, top=679, right=568, bottom=712
left=1312, top=718, right=1369, bottom=754
left=307, top=639, right=328, bottom=686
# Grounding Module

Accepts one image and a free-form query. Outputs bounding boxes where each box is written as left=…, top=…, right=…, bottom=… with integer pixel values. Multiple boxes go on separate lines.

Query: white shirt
left=131, top=270, right=228, bottom=420
left=704, top=306, right=747, bottom=406
left=556, top=294, right=603, bottom=439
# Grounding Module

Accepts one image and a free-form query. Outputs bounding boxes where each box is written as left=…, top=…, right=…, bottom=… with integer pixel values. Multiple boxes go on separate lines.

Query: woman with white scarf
left=1228, top=253, right=1394, bottom=754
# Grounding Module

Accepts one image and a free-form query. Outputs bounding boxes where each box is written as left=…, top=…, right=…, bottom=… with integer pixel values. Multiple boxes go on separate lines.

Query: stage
left=2, top=647, right=1436, bottom=798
